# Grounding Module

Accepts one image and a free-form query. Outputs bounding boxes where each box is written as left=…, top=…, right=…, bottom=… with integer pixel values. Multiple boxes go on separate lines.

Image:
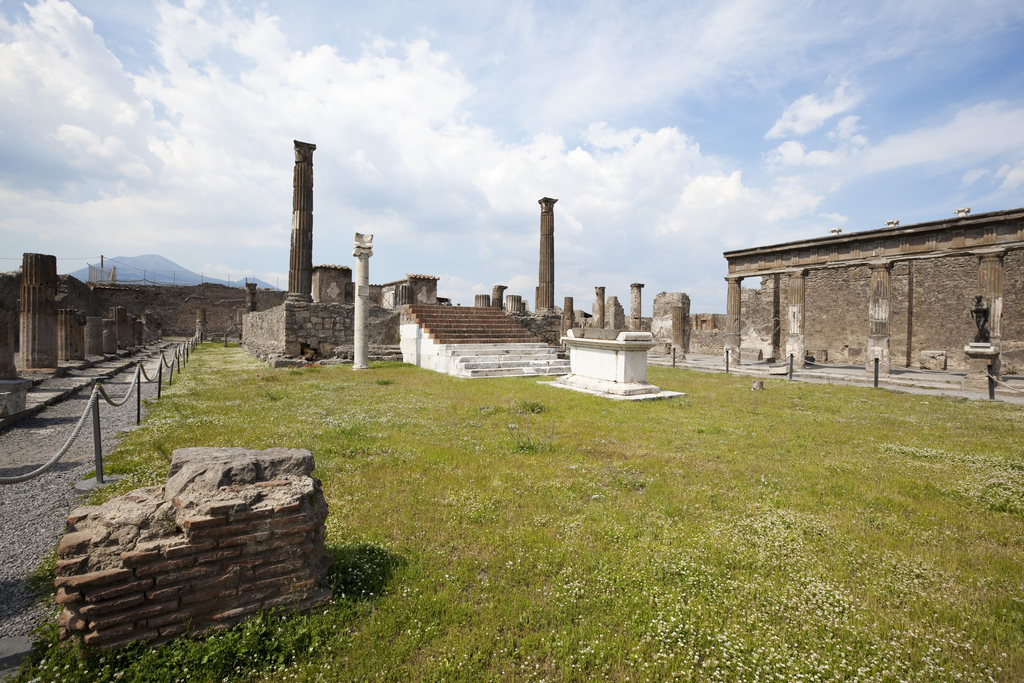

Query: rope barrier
left=990, top=375, right=1024, bottom=394
left=0, top=389, right=98, bottom=485
left=95, top=366, right=141, bottom=407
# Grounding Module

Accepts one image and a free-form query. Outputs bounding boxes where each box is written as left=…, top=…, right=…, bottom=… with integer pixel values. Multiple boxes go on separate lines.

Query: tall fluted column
left=866, top=262, right=892, bottom=374
left=288, top=141, right=316, bottom=302
left=353, top=233, right=373, bottom=370
left=594, top=287, right=606, bottom=329
left=785, top=270, right=807, bottom=369
left=630, top=283, right=644, bottom=331
left=725, top=276, right=743, bottom=363
left=20, top=253, right=58, bottom=369
left=978, top=252, right=1004, bottom=343
left=536, top=198, right=557, bottom=311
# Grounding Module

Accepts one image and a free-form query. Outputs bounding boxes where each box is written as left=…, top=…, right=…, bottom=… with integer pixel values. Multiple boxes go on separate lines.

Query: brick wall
left=54, top=447, right=331, bottom=650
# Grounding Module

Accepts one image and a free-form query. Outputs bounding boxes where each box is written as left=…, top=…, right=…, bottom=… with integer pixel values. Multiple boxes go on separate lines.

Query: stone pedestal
left=962, top=343, right=1001, bottom=391
left=20, top=253, right=58, bottom=369
left=475, top=294, right=491, bottom=308
left=553, top=329, right=683, bottom=400
left=593, top=287, right=606, bottom=329
left=288, top=141, right=316, bottom=303
left=85, top=317, right=103, bottom=356
left=353, top=233, right=373, bottom=370
left=102, top=319, right=117, bottom=355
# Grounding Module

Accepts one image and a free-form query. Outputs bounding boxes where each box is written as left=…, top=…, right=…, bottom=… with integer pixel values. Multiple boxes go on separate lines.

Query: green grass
left=15, top=344, right=1024, bottom=682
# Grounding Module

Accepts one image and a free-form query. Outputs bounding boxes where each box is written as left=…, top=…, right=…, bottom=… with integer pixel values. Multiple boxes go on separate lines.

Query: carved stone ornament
left=353, top=232, right=374, bottom=258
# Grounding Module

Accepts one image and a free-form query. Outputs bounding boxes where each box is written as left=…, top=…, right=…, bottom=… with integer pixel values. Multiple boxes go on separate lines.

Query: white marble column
left=353, top=233, right=373, bottom=370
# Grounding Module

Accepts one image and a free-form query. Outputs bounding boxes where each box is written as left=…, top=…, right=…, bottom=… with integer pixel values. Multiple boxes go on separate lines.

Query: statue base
left=962, top=343, right=1000, bottom=392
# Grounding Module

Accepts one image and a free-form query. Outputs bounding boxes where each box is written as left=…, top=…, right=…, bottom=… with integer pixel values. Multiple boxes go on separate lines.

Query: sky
left=1, top=0, right=1024, bottom=314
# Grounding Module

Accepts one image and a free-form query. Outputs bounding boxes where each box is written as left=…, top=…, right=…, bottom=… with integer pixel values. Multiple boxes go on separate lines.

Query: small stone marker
left=751, top=380, right=765, bottom=390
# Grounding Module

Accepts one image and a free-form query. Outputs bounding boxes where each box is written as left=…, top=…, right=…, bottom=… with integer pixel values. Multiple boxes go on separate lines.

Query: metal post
left=874, top=357, right=879, bottom=388
left=135, top=365, right=141, bottom=425
left=725, top=349, right=730, bottom=374
left=988, top=364, right=996, bottom=401
left=91, top=380, right=103, bottom=484
left=224, top=333, right=227, bottom=347
left=789, top=353, right=794, bottom=380
left=157, top=361, right=162, bottom=399
left=672, top=348, right=676, bottom=368
left=169, top=358, right=174, bottom=386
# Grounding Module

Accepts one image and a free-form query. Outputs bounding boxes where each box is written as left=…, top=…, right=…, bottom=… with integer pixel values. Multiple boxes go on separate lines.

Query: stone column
left=396, top=284, right=414, bottom=307
left=630, top=283, right=644, bottom=331
left=0, top=304, right=31, bottom=418
left=133, top=319, right=143, bottom=347
left=491, top=285, right=507, bottom=309
left=725, top=276, right=743, bottom=363
left=866, top=262, right=892, bottom=374
left=474, top=294, right=491, bottom=308
left=671, top=306, right=688, bottom=357
left=246, top=282, right=258, bottom=312
left=102, top=319, right=117, bottom=354
left=353, top=233, right=373, bottom=370
left=536, top=197, right=557, bottom=311
left=58, top=310, right=85, bottom=362
left=287, top=141, right=316, bottom=303
left=19, top=253, right=58, bottom=369
left=85, top=317, right=103, bottom=356
left=785, top=270, right=808, bottom=370
left=109, top=307, right=130, bottom=349
left=594, top=287, right=606, bottom=329
left=196, top=309, right=207, bottom=341
left=505, top=294, right=522, bottom=313
left=562, top=297, right=574, bottom=337
left=978, top=251, right=1004, bottom=344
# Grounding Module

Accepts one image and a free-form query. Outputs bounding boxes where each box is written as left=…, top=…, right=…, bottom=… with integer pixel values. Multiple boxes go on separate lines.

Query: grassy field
left=16, top=343, right=1024, bottom=682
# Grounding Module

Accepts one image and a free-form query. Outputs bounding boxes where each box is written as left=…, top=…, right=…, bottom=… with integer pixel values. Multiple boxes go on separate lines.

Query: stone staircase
left=402, top=305, right=570, bottom=378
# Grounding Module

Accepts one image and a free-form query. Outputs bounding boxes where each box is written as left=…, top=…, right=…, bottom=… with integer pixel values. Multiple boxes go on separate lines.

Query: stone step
left=457, top=364, right=571, bottom=378
left=456, top=359, right=564, bottom=370
left=437, top=343, right=552, bottom=353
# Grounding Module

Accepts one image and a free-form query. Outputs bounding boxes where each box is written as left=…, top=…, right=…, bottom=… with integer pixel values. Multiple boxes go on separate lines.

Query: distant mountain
left=67, top=255, right=281, bottom=290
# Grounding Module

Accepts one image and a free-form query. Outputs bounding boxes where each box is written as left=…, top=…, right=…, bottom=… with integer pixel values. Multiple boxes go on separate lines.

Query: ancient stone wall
left=54, top=447, right=331, bottom=650
left=691, top=329, right=725, bottom=355
left=242, top=305, right=287, bottom=355
left=1002, top=250, right=1024, bottom=367
left=510, top=309, right=563, bottom=345
left=244, top=301, right=400, bottom=360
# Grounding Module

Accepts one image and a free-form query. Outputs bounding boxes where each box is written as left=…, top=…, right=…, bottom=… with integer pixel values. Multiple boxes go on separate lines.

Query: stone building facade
left=722, top=207, right=1024, bottom=370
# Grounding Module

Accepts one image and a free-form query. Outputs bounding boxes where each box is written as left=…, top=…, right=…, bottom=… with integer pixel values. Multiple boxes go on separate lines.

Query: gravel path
left=0, top=348, right=173, bottom=639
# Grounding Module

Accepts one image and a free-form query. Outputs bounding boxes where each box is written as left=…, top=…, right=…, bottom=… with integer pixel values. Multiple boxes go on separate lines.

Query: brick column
left=562, top=296, right=574, bottom=336
left=785, top=270, right=807, bottom=369
left=353, top=233, right=373, bottom=370
left=725, top=276, right=743, bottom=363
left=594, top=287, right=606, bottom=329
left=288, top=141, right=316, bottom=303
left=866, top=261, right=892, bottom=374
left=20, top=253, right=58, bottom=369
left=630, top=283, right=645, bottom=331
left=491, top=285, right=507, bottom=309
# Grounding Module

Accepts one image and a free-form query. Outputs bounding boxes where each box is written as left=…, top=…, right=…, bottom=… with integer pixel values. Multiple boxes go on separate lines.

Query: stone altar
left=551, top=328, right=684, bottom=400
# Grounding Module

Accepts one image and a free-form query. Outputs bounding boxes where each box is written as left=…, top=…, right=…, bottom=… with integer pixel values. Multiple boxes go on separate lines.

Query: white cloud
left=996, top=161, right=1024, bottom=189
left=961, top=168, right=989, bottom=186
left=765, top=83, right=861, bottom=139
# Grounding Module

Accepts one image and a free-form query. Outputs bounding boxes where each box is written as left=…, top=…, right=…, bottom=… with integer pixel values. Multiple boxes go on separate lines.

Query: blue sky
left=2, top=0, right=1023, bottom=313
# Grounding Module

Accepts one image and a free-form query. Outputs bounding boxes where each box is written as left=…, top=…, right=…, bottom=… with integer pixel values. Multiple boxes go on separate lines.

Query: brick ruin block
left=54, top=447, right=332, bottom=650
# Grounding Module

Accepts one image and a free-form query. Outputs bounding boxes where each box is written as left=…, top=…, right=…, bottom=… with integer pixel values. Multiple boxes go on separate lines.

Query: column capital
left=869, top=260, right=893, bottom=272
left=538, top=197, right=558, bottom=214
left=353, top=232, right=374, bottom=258
left=293, top=140, right=316, bottom=161
left=595, top=286, right=605, bottom=295
left=630, top=282, right=645, bottom=290
left=978, top=250, right=1006, bottom=264
left=725, top=276, right=744, bottom=285
left=787, top=268, right=809, bottom=279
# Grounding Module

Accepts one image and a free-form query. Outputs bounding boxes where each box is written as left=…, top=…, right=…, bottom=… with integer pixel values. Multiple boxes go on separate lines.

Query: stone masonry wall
left=510, top=309, right=563, bottom=345
left=242, top=306, right=287, bottom=355
left=244, top=301, right=401, bottom=360
left=54, top=447, right=331, bottom=650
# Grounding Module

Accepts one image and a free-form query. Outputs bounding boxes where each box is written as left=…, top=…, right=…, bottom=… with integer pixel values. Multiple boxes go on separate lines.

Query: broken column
left=491, top=285, right=508, bottom=309
left=536, top=197, right=557, bottom=311
left=288, top=141, right=316, bottom=303
left=246, top=282, right=258, bottom=312
left=562, top=297, right=574, bottom=337
left=671, top=307, right=687, bottom=356
left=109, top=307, right=130, bottom=350
left=630, top=283, right=644, bottom=331
left=196, top=309, right=207, bottom=342
left=19, top=253, right=59, bottom=369
left=594, top=287, right=606, bottom=329
left=785, top=270, right=807, bottom=370
left=866, top=262, right=892, bottom=374
left=57, top=310, right=86, bottom=362
left=606, top=296, right=625, bottom=329
left=475, top=294, right=491, bottom=308
left=1, top=302, right=32, bottom=419
left=102, top=320, right=117, bottom=355
left=505, top=294, right=522, bottom=314
left=85, top=317, right=103, bottom=357
left=353, top=233, right=373, bottom=370
left=133, top=319, right=143, bottom=347
left=725, top=276, right=743, bottom=363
